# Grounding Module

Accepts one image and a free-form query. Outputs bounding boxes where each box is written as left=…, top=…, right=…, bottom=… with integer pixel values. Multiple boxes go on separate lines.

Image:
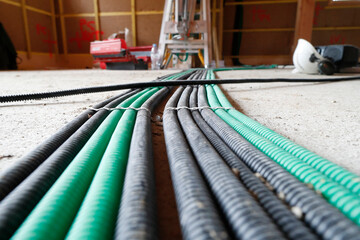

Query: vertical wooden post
left=131, top=0, right=137, bottom=46
left=293, top=0, right=316, bottom=51
left=219, top=0, right=224, bottom=58
left=20, top=0, right=31, bottom=59
left=93, top=0, right=101, bottom=40
left=50, top=0, right=59, bottom=56
left=59, top=0, right=68, bottom=57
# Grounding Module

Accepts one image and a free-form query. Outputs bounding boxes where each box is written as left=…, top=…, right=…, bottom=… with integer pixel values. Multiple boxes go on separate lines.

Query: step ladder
left=158, top=0, right=212, bottom=68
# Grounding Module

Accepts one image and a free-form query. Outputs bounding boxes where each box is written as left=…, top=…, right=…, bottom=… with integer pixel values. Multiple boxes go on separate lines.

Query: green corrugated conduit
left=10, top=69, right=193, bottom=240
left=11, top=89, right=152, bottom=240
left=213, top=65, right=278, bottom=72
left=205, top=70, right=360, bottom=225
left=211, top=82, right=360, bottom=197
left=65, top=88, right=160, bottom=240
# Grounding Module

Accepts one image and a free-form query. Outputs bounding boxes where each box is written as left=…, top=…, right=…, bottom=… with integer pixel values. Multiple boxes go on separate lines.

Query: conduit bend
left=197, top=84, right=360, bottom=239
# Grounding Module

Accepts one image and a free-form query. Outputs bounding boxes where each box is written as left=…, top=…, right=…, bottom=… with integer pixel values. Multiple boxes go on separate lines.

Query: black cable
left=197, top=85, right=360, bottom=240
left=115, top=87, right=170, bottom=240
left=189, top=86, right=318, bottom=240
left=0, top=89, right=139, bottom=240
left=0, top=90, right=133, bottom=201
left=163, top=85, right=230, bottom=240
left=177, top=85, right=286, bottom=240
left=1, top=75, right=359, bottom=103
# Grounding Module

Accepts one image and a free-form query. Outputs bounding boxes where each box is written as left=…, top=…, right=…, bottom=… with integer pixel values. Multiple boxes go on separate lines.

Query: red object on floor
left=90, top=39, right=152, bottom=69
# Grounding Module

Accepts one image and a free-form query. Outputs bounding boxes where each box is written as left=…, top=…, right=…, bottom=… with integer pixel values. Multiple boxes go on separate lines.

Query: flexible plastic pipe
left=177, top=85, right=286, bottom=240
left=197, top=85, right=360, bottom=240
left=163, top=85, right=230, bottom=240
left=211, top=83, right=360, bottom=197
left=64, top=88, right=160, bottom=240
left=189, top=86, right=318, bottom=240
left=0, top=90, right=132, bottom=201
left=206, top=84, right=360, bottom=225
left=0, top=89, right=139, bottom=240
left=2, top=75, right=360, bottom=103
left=114, top=87, right=170, bottom=240
left=11, top=89, right=150, bottom=240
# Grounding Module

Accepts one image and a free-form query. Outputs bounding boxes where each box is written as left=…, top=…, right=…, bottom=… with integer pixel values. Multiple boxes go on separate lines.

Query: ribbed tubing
left=163, top=86, right=229, bottom=240
left=198, top=85, right=360, bottom=240
left=11, top=89, right=150, bottom=240
left=0, top=90, right=131, bottom=201
left=114, top=87, right=170, bottom=240
left=206, top=84, right=360, bottom=225
left=190, top=86, right=318, bottom=240
left=212, top=82, right=360, bottom=197
left=65, top=88, right=160, bottom=240
left=0, top=89, right=139, bottom=240
left=178, top=85, right=286, bottom=240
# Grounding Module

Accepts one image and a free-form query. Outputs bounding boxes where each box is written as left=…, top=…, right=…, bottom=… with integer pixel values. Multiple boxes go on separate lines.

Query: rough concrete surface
left=0, top=68, right=359, bottom=177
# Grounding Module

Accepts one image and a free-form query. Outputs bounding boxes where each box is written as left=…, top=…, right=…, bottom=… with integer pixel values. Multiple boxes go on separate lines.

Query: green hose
left=11, top=89, right=150, bottom=240
left=205, top=70, right=360, bottom=225
left=65, top=87, right=160, bottom=240
left=206, top=84, right=360, bottom=225
left=213, top=65, right=278, bottom=71
left=211, top=84, right=360, bottom=197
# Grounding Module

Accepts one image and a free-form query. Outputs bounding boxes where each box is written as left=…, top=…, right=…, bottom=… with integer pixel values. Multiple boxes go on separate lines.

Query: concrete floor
left=0, top=68, right=359, bottom=175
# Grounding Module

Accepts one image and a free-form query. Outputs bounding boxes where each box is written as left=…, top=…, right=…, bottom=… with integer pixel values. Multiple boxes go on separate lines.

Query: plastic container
left=150, top=44, right=160, bottom=70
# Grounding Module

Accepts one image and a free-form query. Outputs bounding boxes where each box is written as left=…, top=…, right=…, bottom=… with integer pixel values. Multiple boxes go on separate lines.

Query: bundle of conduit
left=0, top=69, right=360, bottom=240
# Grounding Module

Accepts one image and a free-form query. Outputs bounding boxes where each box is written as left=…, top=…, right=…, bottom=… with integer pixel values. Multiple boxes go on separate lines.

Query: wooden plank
left=293, top=0, right=316, bottom=51
left=20, top=0, right=31, bottom=59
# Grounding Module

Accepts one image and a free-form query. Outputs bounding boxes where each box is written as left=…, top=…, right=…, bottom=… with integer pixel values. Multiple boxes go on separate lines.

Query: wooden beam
left=58, top=0, right=68, bottom=57
left=93, top=0, right=101, bottom=40
left=131, top=0, right=136, bottom=46
left=20, top=0, right=31, bottom=59
left=293, top=0, right=316, bottom=51
left=219, top=0, right=224, bottom=59
left=50, top=0, right=59, bottom=56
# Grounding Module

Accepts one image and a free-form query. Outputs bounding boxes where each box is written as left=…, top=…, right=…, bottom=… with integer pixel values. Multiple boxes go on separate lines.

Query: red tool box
left=90, top=39, right=152, bottom=70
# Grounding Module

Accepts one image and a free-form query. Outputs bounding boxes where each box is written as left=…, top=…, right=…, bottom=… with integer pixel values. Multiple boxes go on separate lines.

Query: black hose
left=1, top=75, right=359, bottom=103
left=114, top=87, right=170, bottom=240
left=177, top=85, right=286, bottom=240
left=0, top=89, right=139, bottom=240
left=0, top=90, right=132, bottom=201
left=163, top=86, right=230, bottom=240
left=197, top=85, right=360, bottom=240
left=189, top=86, right=319, bottom=240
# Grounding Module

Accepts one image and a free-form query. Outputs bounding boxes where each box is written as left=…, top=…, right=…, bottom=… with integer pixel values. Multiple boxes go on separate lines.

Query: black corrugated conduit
left=114, top=86, right=170, bottom=240
left=197, top=85, right=360, bottom=240
left=177, top=85, right=287, bottom=240
left=0, top=73, right=177, bottom=200
left=163, top=84, right=230, bottom=240
left=189, top=86, right=319, bottom=240
left=0, top=89, right=140, bottom=240
left=1, top=75, right=360, bottom=103
left=0, top=89, right=133, bottom=201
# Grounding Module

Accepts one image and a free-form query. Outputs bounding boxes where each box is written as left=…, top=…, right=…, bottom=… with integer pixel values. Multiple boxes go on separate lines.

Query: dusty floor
left=0, top=68, right=359, bottom=176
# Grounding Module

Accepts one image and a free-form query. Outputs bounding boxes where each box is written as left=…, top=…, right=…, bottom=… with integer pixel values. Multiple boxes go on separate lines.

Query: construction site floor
left=0, top=68, right=359, bottom=175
